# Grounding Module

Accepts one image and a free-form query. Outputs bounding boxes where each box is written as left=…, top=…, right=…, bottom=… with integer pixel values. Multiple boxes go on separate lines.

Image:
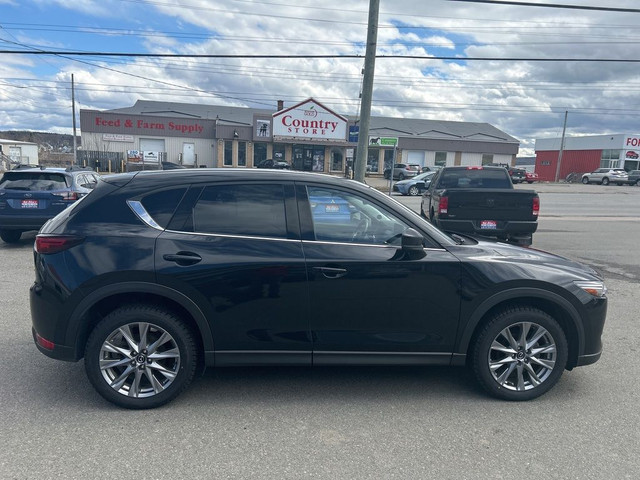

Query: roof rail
left=64, top=165, right=93, bottom=172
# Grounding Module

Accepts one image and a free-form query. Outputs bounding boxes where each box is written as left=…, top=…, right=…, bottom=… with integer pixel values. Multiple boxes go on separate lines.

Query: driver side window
left=306, top=186, right=411, bottom=245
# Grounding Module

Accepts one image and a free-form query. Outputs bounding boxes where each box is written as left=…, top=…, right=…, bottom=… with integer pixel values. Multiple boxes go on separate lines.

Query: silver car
left=581, top=168, right=628, bottom=185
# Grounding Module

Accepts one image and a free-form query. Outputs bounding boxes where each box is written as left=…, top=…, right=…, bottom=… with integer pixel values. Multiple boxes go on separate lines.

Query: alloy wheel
left=98, top=322, right=181, bottom=398
left=487, top=321, right=557, bottom=392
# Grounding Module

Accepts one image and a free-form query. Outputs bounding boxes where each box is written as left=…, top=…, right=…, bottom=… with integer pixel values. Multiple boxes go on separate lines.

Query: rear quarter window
left=140, top=188, right=188, bottom=229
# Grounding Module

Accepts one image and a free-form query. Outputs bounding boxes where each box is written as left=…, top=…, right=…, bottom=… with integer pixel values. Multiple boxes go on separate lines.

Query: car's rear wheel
left=408, top=185, right=419, bottom=196
left=0, top=229, right=22, bottom=243
left=85, top=304, right=197, bottom=409
left=602, top=177, right=610, bottom=185
left=398, top=173, right=405, bottom=180
left=582, top=177, right=589, bottom=184
left=471, top=306, right=568, bottom=401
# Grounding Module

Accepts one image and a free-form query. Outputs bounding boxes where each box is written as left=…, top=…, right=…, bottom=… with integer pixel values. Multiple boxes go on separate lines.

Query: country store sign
left=272, top=98, right=347, bottom=141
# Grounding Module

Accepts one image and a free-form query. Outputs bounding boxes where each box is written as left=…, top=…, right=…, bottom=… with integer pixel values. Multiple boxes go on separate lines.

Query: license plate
left=480, top=220, right=497, bottom=229
left=325, top=204, right=340, bottom=213
left=21, top=199, right=39, bottom=209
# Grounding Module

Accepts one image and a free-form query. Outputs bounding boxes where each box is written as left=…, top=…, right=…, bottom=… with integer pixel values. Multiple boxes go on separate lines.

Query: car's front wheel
left=602, top=177, right=610, bottom=185
left=84, top=304, right=198, bottom=409
left=0, top=229, right=22, bottom=243
left=408, top=185, right=419, bottom=196
left=471, top=306, right=568, bottom=401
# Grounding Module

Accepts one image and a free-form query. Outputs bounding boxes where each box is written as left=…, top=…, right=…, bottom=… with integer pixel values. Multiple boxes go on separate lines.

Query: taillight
left=36, top=333, right=55, bottom=350
left=439, top=196, right=449, bottom=216
left=61, top=191, right=79, bottom=201
left=467, top=166, right=483, bottom=170
left=35, top=235, right=84, bottom=254
left=532, top=196, right=540, bottom=216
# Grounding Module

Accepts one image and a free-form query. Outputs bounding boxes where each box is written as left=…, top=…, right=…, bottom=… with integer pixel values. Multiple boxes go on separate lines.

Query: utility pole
left=71, top=73, right=78, bottom=166
left=354, top=0, right=380, bottom=183
left=554, top=110, right=568, bottom=182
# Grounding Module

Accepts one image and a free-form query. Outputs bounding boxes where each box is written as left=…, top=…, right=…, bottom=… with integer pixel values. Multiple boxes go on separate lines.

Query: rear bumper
left=437, top=219, right=538, bottom=237
left=0, top=215, right=50, bottom=231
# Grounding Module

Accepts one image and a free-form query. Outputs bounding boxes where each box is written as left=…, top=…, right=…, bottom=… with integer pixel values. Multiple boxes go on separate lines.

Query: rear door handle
left=313, top=266, right=348, bottom=279
left=163, top=252, right=202, bottom=266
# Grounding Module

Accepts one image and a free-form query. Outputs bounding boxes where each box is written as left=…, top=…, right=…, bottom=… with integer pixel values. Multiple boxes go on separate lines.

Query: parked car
left=383, top=163, right=419, bottom=180
left=256, top=159, right=290, bottom=169
left=420, top=166, right=539, bottom=246
left=0, top=166, right=99, bottom=243
left=581, top=168, right=628, bottom=185
left=525, top=171, right=539, bottom=183
left=393, top=171, right=435, bottom=196
left=626, top=170, right=640, bottom=185
left=508, top=168, right=527, bottom=184
left=31, top=169, right=606, bottom=408
left=161, top=161, right=186, bottom=170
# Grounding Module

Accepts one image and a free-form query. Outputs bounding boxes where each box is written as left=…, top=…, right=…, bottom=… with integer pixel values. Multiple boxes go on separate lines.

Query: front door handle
left=313, top=266, right=348, bottom=279
left=163, top=252, right=202, bottom=266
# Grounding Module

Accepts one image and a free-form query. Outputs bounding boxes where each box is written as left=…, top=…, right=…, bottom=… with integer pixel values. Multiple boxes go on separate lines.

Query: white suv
left=581, top=168, right=628, bottom=186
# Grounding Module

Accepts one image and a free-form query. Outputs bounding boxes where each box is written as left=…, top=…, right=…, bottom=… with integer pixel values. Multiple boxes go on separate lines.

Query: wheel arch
left=456, top=288, right=584, bottom=369
left=65, top=282, right=214, bottom=363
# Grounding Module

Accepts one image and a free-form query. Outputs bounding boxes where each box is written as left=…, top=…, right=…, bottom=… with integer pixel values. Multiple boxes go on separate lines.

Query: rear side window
left=188, top=184, right=287, bottom=238
left=140, top=188, right=187, bottom=229
left=0, top=172, right=70, bottom=191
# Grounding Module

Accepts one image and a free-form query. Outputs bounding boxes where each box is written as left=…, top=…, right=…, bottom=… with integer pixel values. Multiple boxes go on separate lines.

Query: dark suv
left=0, top=166, right=99, bottom=243
left=31, top=169, right=607, bottom=408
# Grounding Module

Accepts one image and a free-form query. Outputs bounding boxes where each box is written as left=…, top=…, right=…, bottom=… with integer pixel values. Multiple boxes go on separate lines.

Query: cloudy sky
left=1, top=0, right=640, bottom=154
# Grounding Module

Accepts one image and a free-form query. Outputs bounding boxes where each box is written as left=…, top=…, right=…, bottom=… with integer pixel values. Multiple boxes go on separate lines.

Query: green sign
left=369, top=136, right=398, bottom=147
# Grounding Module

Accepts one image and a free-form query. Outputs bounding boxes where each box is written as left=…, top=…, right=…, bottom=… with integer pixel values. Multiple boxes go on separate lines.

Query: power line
left=449, top=0, right=640, bottom=13
left=5, top=50, right=640, bottom=63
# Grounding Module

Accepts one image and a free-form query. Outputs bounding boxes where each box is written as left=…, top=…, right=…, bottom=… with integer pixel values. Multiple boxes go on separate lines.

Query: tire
left=471, top=306, right=568, bottom=401
left=0, top=229, right=22, bottom=243
left=398, top=173, right=405, bottom=180
left=636, top=179, right=640, bottom=186
left=527, top=181, right=534, bottom=184
left=602, top=177, right=610, bottom=185
left=84, top=304, right=198, bottom=409
left=408, top=185, right=419, bottom=196
left=581, top=177, right=589, bottom=184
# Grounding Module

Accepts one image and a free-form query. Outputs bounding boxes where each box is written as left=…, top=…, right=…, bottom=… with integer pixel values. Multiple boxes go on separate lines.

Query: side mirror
left=401, top=228, right=426, bottom=259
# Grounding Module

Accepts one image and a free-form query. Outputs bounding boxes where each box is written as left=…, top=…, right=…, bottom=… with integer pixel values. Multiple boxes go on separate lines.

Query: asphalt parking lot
left=1, top=181, right=639, bottom=479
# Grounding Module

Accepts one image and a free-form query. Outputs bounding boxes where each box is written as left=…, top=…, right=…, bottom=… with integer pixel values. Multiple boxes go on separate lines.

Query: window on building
left=435, top=152, right=447, bottom=167
left=238, top=142, right=247, bottom=167
left=253, top=142, right=267, bottom=166
left=367, top=150, right=379, bottom=173
left=312, top=148, right=325, bottom=172
left=223, top=140, right=233, bottom=166
left=482, top=154, right=494, bottom=165
left=383, top=149, right=395, bottom=172
left=600, top=149, right=621, bottom=168
left=273, top=144, right=286, bottom=161
left=331, top=151, right=343, bottom=171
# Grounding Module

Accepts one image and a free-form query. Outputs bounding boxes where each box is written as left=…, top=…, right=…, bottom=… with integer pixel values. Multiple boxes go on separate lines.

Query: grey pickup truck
left=420, top=166, right=539, bottom=246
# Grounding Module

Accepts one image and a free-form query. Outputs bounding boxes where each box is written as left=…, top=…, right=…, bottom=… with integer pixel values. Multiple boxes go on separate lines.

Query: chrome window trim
left=163, top=228, right=301, bottom=243
left=126, top=200, right=163, bottom=231
left=302, top=239, right=446, bottom=251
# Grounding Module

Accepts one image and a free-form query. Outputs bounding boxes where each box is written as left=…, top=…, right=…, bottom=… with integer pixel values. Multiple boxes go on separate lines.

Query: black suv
left=31, top=169, right=607, bottom=408
left=0, top=166, right=99, bottom=243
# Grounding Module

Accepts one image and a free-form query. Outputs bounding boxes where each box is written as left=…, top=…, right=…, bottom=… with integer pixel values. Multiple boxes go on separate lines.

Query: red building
left=535, top=134, right=638, bottom=182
